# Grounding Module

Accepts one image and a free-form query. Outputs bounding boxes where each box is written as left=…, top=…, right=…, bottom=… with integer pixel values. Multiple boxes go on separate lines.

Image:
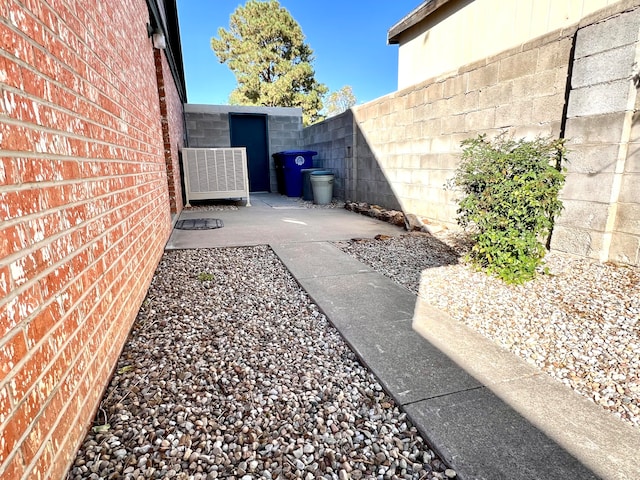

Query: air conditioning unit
left=181, top=148, right=251, bottom=207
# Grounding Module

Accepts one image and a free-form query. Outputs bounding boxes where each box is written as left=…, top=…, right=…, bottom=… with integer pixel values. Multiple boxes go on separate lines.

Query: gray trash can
left=301, top=168, right=324, bottom=201
left=310, top=170, right=334, bottom=205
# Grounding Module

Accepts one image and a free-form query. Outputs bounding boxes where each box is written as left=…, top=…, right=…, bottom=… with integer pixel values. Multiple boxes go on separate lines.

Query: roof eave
left=387, top=0, right=455, bottom=44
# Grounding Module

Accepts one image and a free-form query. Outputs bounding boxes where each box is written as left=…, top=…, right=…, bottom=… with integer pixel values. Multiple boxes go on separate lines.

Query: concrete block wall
left=0, top=0, right=182, bottom=478
left=184, top=104, right=302, bottom=193
left=304, top=1, right=640, bottom=266
left=347, top=27, right=572, bottom=225
left=552, top=4, right=640, bottom=264
left=302, top=110, right=359, bottom=202
left=185, top=111, right=230, bottom=148
left=267, top=113, right=303, bottom=192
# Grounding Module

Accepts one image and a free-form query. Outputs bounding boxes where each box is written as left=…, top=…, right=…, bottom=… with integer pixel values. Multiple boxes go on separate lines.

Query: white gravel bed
left=295, top=198, right=346, bottom=209
left=335, top=233, right=640, bottom=428
left=68, top=246, right=453, bottom=480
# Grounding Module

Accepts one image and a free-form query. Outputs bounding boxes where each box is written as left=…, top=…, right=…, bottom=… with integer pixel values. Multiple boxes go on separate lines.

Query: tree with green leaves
left=211, top=0, right=328, bottom=126
left=325, top=85, right=356, bottom=117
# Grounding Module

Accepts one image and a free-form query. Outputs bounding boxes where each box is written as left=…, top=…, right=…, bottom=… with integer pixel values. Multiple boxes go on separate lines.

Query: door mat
left=175, top=219, right=224, bottom=230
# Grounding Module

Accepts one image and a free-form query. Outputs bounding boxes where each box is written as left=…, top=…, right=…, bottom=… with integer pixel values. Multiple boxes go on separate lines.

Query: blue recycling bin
left=273, top=150, right=317, bottom=197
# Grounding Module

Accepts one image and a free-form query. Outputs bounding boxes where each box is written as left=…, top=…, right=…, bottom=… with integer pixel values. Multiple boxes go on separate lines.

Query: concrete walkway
left=166, top=194, right=640, bottom=480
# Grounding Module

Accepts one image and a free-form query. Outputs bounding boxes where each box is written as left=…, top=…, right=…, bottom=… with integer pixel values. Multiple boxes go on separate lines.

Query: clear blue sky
left=176, top=1, right=421, bottom=105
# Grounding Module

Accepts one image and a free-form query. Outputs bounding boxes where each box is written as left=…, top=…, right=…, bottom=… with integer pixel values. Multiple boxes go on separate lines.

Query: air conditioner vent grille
left=182, top=148, right=251, bottom=206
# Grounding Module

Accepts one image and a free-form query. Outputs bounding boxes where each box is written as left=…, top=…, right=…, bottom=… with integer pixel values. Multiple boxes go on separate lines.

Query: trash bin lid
left=311, top=170, right=333, bottom=175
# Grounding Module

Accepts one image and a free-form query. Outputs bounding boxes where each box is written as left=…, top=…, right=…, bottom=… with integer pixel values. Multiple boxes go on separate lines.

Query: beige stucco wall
left=396, top=0, right=615, bottom=89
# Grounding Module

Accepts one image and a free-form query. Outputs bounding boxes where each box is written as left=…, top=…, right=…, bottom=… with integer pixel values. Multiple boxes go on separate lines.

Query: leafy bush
left=450, top=134, right=566, bottom=284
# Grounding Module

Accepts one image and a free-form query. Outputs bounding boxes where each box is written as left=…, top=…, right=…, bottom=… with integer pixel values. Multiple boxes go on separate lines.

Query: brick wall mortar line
left=0, top=57, right=158, bottom=147
left=0, top=154, right=165, bottom=172
left=0, top=171, right=164, bottom=195
left=0, top=38, right=162, bottom=141
left=0, top=195, right=168, bottom=380
left=0, top=104, right=163, bottom=156
left=0, top=172, right=166, bottom=226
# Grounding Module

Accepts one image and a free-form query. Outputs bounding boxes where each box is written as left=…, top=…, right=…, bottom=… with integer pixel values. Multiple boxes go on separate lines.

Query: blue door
left=229, top=113, right=270, bottom=192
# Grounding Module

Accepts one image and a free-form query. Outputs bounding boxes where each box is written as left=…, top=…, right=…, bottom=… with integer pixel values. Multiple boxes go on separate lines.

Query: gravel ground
left=183, top=203, right=240, bottom=212
left=294, top=199, right=346, bottom=209
left=335, top=232, right=640, bottom=428
left=68, top=246, right=454, bottom=480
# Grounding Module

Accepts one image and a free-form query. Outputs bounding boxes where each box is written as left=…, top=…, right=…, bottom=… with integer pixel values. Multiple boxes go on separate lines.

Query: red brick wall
left=155, top=49, right=184, bottom=214
left=0, top=0, right=183, bottom=478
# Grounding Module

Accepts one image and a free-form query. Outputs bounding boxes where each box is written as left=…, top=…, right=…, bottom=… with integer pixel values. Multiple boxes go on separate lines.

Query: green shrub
left=450, top=134, right=566, bottom=284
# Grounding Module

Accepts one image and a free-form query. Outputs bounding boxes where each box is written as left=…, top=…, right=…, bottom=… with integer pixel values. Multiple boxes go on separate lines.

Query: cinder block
left=478, top=82, right=513, bottom=109
left=626, top=141, right=640, bottom=172
left=396, top=108, right=413, bottom=126
left=536, top=38, right=572, bottom=71
left=441, top=114, right=466, bottom=134
left=408, top=88, right=425, bottom=107
left=568, top=81, right=632, bottom=117
left=412, top=104, right=431, bottom=123
left=564, top=143, right=620, bottom=174
left=467, top=63, right=499, bottom=91
left=379, top=101, right=392, bottom=116
left=431, top=135, right=452, bottom=153
left=614, top=202, right=640, bottom=234
left=426, top=82, right=444, bottom=103
left=498, top=49, right=539, bottom=82
left=521, top=69, right=565, bottom=98
left=549, top=224, right=602, bottom=260
left=465, top=108, right=496, bottom=131
left=405, top=122, right=422, bottom=138
left=565, top=113, right=626, bottom=144
left=443, top=74, right=467, bottom=98
left=446, top=93, right=466, bottom=113
left=496, top=99, right=533, bottom=128
left=513, top=123, right=559, bottom=140
left=532, top=93, right=565, bottom=124
left=571, top=44, right=636, bottom=88
left=618, top=173, right=640, bottom=203
left=421, top=118, right=441, bottom=137
left=608, top=231, right=640, bottom=265
left=560, top=171, right=614, bottom=203
left=411, top=168, right=431, bottom=185
left=463, top=91, right=479, bottom=111
left=554, top=199, right=609, bottom=230
left=574, top=8, right=640, bottom=59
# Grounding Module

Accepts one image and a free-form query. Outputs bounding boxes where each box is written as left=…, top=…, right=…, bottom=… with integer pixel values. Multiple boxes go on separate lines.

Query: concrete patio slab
left=166, top=194, right=404, bottom=249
